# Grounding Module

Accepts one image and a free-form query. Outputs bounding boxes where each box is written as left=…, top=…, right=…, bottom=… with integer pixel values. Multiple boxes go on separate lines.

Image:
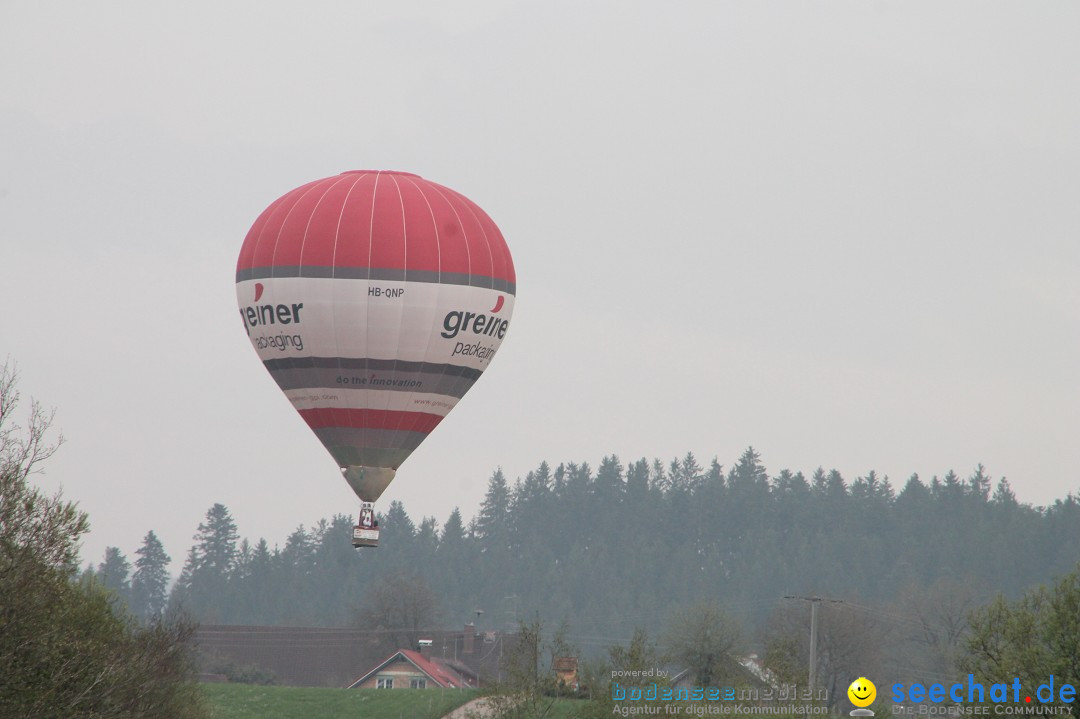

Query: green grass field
left=202, top=683, right=479, bottom=719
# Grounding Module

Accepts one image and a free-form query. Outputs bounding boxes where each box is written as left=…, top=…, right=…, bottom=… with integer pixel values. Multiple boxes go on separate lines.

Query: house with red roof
left=346, top=646, right=480, bottom=690
left=193, top=622, right=510, bottom=688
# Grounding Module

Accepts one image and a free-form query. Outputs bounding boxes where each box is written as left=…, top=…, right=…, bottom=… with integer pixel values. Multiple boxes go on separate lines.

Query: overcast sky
left=2, top=2, right=1078, bottom=572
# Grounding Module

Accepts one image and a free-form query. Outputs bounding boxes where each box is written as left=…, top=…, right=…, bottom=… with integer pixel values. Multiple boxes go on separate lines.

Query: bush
left=0, top=360, right=208, bottom=718
left=201, top=651, right=279, bottom=685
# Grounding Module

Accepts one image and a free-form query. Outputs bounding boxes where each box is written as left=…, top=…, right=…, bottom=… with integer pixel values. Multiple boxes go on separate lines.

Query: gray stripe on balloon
left=263, top=357, right=483, bottom=380
left=236, top=266, right=516, bottom=295
left=265, top=361, right=478, bottom=399
left=316, top=431, right=430, bottom=459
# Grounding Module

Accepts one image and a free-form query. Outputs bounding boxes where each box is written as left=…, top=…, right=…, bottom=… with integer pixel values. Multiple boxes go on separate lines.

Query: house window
left=411, top=678, right=427, bottom=689
left=376, top=677, right=393, bottom=689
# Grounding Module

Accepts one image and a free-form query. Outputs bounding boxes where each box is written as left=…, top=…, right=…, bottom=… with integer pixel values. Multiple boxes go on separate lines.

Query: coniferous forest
left=89, top=448, right=1080, bottom=650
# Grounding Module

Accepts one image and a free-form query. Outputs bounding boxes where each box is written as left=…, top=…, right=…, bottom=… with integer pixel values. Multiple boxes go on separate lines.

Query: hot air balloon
left=236, top=171, right=516, bottom=548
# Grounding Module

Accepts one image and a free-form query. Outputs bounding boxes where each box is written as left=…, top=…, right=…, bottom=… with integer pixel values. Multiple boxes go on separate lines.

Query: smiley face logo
left=848, top=677, right=876, bottom=708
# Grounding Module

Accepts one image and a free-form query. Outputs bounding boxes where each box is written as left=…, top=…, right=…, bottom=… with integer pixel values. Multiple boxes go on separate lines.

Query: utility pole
left=810, top=600, right=819, bottom=691
left=784, top=595, right=843, bottom=693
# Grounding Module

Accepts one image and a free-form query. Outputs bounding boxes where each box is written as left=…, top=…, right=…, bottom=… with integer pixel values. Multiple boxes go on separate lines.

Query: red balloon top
left=236, top=171, right=515, bottom=293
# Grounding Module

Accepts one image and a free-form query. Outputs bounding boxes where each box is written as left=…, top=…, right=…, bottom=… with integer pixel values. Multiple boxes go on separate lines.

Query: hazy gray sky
left=2, top=2, right=1078, bottom=572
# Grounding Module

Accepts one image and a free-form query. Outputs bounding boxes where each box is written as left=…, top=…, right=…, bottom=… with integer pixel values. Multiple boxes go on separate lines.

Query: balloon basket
left=352, top=526, right=380, bottom=549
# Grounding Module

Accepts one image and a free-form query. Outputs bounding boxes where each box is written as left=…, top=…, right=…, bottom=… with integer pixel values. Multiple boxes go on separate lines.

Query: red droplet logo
left=254, top=283, right=264, bottom=302
left=490, top=295, right=504, bottom=313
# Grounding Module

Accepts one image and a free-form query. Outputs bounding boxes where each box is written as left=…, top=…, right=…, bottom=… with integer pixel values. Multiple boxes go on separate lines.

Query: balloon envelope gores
left=235, top=170, right=516, bottom=518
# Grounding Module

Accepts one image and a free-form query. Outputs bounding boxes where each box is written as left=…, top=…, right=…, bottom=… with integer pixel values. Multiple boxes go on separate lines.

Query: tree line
left=88, top=448, right=1080, bottom=647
